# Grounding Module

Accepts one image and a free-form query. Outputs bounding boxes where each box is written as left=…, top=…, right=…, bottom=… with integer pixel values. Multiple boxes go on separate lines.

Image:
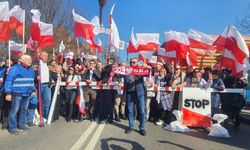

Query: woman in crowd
left=64, top=66, right=81, bottom=122
left=154, top=68, right=172, bottom=125
left=210, top=70, right=225, bottom=116
left=185, top=68, right=209, bottom=88
left=170, top=65, right=185, bottom=111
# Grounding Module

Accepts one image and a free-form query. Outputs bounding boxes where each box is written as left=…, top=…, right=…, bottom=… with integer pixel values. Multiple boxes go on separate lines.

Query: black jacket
left=82, top=69, right=101, bottom=82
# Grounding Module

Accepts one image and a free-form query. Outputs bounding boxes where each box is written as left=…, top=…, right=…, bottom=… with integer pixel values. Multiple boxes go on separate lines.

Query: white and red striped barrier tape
left=59, top=81, right=245, bottom=93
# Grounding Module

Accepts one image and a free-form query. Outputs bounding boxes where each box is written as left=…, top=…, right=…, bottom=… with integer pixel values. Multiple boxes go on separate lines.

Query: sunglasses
left=130, top=61, right=137, bottom=64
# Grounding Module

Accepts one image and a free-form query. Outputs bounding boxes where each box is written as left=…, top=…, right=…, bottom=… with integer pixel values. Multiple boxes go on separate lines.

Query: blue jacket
left=124, top=75, right=145, bottom=98
left=0, top=66, right=7, bottom=91
left=4, top=64, right=36, bottom=96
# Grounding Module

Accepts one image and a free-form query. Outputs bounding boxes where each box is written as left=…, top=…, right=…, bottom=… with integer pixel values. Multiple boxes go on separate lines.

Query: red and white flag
left=0, top=2, right=10, bottom=41
left=75, top=87, right=86, bottom=115
left=164, top=31, right=197, bottom=66
left=87, top=38, right=102, bottom=54
left=30, top=9, right=41, bottom=41
left=9, top=40, right=26, bottom=57
left=188, top=29, right=216, bottom=56
left=39, top=22, right=54, bottom=48
left=127, top=27, right=137, bottom=53
left=136, top=33, right=159, bottom=52
left=213, top=49, right=249, bottom=75
left=213, top=25, right=249, bottom=65
left=109, top=4, right=120, bottom=51
left=9, top=5, right=25, bottom=36
left=30, top=9, right=53, bottom=48
left=72, top=9, right=98, bottom=44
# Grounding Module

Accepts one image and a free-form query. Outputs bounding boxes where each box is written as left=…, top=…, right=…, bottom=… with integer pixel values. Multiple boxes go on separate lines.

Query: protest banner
left=182, top=87, right=211, bottom=128
left=112, top=66, right=150, bottom=76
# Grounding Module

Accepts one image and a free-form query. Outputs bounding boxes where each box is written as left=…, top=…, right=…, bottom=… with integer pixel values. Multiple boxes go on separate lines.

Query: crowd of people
left=0, top=51, right=248, bottom=136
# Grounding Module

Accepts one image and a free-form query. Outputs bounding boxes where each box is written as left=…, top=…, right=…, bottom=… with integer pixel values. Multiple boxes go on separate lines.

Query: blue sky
left=76, top=0, right=250, bottom=61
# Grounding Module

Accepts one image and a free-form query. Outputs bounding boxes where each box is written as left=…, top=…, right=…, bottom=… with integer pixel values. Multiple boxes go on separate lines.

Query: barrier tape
left=59, top=81, right=244, bottom=93
left=47, top=80, right=245, bottom=125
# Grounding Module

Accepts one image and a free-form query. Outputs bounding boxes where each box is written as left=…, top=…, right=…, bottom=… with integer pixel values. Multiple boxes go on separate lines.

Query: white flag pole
left=8, top=41, right=11, bottom=66
left=76, top=37, right=80, bottom=57
left=23, top=10, right=25, bottom=45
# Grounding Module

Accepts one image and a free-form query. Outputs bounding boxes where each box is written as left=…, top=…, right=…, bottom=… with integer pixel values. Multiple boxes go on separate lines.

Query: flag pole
left=126, top=47, right=129, bottom=63
left=8, top=41, right=10, bottom=66
left=76, top=37, right=80, bottom=58
left=23, top=10, right=25, bottom=45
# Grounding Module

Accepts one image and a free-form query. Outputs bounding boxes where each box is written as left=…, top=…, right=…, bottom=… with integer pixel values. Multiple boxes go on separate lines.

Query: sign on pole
left=182, top=87, right=211, bottom=127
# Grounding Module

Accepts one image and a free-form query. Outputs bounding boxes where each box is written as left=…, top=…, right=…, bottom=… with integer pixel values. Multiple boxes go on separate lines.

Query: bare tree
left=236, top=4, right=250, bottom=34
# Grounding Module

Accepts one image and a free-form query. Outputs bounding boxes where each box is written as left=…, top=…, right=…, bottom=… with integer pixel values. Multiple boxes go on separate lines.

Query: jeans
left=27, top=108, right=35, bottom=123
left=41, top=83, right=51, bottom=119
left=126, top=92, right=145, bottom=130
left=8, top=95, right=30, bottom=132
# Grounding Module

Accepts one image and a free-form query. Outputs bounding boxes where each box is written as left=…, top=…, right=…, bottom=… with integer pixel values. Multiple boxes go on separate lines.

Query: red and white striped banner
left=59, top=81, right=244, bottom=93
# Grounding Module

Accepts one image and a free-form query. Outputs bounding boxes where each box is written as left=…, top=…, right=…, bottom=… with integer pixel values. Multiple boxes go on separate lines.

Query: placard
left=182, top=87, right=211, bottom=127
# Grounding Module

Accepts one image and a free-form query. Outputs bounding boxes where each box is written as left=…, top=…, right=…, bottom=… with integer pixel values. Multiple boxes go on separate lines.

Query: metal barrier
left=47, top=80, right=245, bottom=124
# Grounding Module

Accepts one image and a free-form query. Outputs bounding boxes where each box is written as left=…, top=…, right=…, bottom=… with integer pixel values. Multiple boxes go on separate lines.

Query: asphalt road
left=0, top=118, right=250, bottom=150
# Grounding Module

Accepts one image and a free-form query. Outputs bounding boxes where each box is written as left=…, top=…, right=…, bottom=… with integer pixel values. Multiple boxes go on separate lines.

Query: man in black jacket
left=82, top=59, right=101, bottom=120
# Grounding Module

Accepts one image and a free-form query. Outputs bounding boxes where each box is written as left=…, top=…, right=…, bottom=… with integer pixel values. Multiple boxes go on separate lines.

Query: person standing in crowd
left=121, top=58, right=146, bottom=136
left=5, top=55, right=36, bottom=135
left=0, top=58, right=13, bottom=129
left=82, top=59, right=101, bottom=120
left=210, top=70, right=225, bottom=116
left=113, top=61, right=127, bottom=122
left=185, top=68, right=209, bottom=88
left=170, top=65, right=185, bottom=111
left=154, top=68, right=173, bottom=125
left=64, top=66, right=81, bottom=122
left=143, top=63, right=154, bottom=122
left=202, top=67, right=212, bottom=82
left=38, top=51, right=51, bottom=119
left=98, top=58, right=116, bottom=123
left=96, top=61, right=103, bottom=72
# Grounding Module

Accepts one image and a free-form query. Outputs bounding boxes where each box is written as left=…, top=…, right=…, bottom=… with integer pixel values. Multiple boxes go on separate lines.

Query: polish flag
left=9, top=41, right=26, bottom=57
left=0, top=2, right=10, bottom=41
left=213, top=26, right=249, bottom=65
left=164, top=31, right=197, bottom=66
left=88, top=38, right=102, bottom=54
left=30, top=9, right=41, bottom=41
left=75, top=87, right=86, bottom=115
left=127, top=27, right=137, bottom=53
left=213, top=49, right=248, bottom=75
left=9, top=5, right=25, bottom=36
left=188, top=29, right=216, bottom=56
left=136, top=33, right=159, bottom=52
left=110, top=4, right=120, bottom=51
left=72, top=9, right=98, bottom=44
left=39, top=22, right=54, bottom=48
left=164, top=31, right=189, bottom=59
